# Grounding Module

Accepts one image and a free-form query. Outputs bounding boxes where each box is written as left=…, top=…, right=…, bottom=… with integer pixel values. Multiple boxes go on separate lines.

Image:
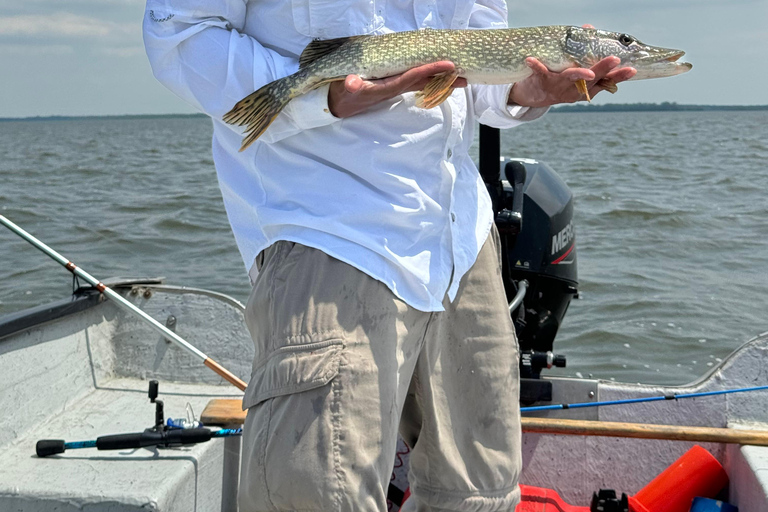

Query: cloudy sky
left=0, top=0, right=765, bottom=118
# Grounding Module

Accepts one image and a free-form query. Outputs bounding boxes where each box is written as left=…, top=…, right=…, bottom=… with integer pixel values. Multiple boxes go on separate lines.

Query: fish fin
left=575, top=78, right=591, bottom=102
left=224, top=76, right=343, bottom=151
left=415, top=71, right=459, bottom=109
left=299, top=35, right=370, bottom=69
left=596, top=77, right=618, bottom=94
left=223, top=79, right=293, bottom=151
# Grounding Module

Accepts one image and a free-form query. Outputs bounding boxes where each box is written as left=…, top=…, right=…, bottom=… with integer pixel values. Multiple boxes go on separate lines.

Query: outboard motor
left=487, top=155, right=579, bottom=403
left=477, top=126, right=579, bottom=403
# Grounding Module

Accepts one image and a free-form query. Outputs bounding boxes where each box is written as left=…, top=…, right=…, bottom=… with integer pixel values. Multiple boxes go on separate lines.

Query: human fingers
left=605, top=66, right=637, bottom=83
left=588, top=66, right=636, bottom=98
left=559, top=66, right=596, bottom=82
left=588, top=67, right=637, bottom=97
left=527, top=57, right=597, bottom=82
left=389, top=61, right=461, bottom=93
left=329, top=62, right=463, bottom=118
left=343, top=74, right=366, bottom=94
left=524, top=57, right=550, bottom=76
left=400, top=60, right=457, bottom=79
left=589, top=56, right=621, bottom=80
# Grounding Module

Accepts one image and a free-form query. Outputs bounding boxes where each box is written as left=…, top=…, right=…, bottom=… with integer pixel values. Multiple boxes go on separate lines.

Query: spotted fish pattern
left=223, top=26, right=691, bottom=150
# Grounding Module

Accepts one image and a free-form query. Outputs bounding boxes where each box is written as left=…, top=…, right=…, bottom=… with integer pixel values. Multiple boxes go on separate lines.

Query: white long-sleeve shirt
left=143, top=0, right=546, bottom=312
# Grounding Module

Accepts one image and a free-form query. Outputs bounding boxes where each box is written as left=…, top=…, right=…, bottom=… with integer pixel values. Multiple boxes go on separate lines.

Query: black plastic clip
left=147, top=380, right=165, bottom=432
left=590, top=489, right=629, bottom=512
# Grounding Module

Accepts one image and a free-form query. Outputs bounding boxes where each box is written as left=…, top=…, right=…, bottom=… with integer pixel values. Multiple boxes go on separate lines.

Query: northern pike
left=224, top=26, right=692, bottom=150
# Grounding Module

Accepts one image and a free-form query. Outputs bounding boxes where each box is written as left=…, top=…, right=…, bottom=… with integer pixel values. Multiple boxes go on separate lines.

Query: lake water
left=1, top=111, right=766, bottom=385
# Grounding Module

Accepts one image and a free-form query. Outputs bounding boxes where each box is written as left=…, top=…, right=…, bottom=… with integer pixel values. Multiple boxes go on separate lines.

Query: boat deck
left=1, top=282, right=768, bottom=511
left=0, top=378, right=241, bottom=512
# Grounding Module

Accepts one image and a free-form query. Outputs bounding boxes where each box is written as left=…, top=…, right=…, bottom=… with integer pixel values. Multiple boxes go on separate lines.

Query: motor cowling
left=493, top=158, right=578, bottom=378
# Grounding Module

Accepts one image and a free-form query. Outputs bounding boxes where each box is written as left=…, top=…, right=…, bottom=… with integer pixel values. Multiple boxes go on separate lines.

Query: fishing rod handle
left=205, top=358, right=248, bottom=391
left=36, top=440, right=66, bottom=457
left=96, top=429, right=214, bottom=451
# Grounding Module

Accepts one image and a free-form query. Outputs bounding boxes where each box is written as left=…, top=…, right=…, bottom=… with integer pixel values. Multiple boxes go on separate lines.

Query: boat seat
left=201, top=398, right=246, bottom=426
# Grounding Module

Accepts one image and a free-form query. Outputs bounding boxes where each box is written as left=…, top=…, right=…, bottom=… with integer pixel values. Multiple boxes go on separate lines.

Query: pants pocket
left=239, top=340, right=345, bottom=512
left=242, top=338, right=344, bottom=409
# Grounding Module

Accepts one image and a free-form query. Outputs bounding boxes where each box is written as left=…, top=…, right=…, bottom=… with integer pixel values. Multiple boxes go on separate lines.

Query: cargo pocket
left=242, top=338, right=344, bottom=410
left=291, top=0, right=385, bottom=39
left=240, top=339, right=346, bottom=510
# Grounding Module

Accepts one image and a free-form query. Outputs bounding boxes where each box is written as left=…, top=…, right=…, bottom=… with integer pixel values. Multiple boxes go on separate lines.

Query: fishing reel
left=36, top=380, right=236, bottom=458
left=147, top=380, right=202, bottom=433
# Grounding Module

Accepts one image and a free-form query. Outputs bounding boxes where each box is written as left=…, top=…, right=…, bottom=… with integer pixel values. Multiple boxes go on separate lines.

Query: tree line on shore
left=3, top=103, right=767, bottom=122
left=551, top=102, right=768, bottom=113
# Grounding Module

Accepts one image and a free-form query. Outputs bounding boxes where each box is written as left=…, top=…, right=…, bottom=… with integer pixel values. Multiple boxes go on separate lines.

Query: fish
left=223, top=26, right=692, bottom=150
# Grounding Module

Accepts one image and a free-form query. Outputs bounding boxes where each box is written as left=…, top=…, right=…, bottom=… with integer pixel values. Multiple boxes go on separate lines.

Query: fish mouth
left=665, top=51, right=685, bottom=62
left=629, top=48, right=692, bottom=80
left=662, top=51, right=692, bottom=72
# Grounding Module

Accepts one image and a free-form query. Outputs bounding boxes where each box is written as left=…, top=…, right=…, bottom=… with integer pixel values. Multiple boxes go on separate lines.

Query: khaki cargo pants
left=239, top=228, right=521, bottom=511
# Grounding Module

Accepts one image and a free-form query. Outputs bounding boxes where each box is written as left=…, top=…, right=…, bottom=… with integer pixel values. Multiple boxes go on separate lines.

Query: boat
left=2, top=128, right=766, bottom=511
left=1, top=272, right=767, bottom=511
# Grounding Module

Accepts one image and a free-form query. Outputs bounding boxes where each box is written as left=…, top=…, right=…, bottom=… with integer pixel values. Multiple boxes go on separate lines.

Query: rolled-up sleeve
left=467, top=0, right=548, bottom=128
left=143, top=0, right=339, bottom=142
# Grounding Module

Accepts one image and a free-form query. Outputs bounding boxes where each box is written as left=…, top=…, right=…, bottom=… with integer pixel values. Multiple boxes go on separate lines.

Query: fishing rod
left=36, top=428, right=242, bottom=457
left=0, top=214, right=247, bottom=392
left=36, top=379, right=241, bottom=457
left=520, top=384, right=768, bottom=413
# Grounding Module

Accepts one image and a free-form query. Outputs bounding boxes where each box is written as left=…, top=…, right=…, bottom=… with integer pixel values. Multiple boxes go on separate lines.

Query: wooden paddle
left=521, top=417, right=768, bottom=446
left=201, top=398, right=768, bottom=446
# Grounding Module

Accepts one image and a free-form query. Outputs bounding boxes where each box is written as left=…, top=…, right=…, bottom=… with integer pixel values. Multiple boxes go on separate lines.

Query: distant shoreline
left=550, top=102, right=768, bottom=113
left=0, top=113, right=208, bottom=122
left=1, top=103, right=766, bottom=121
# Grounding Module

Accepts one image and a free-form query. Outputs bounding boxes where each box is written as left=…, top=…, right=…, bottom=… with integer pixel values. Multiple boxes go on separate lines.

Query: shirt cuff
left=282, top=83, right=340, bottom=131
left=504, top=83, right=549, bottom=122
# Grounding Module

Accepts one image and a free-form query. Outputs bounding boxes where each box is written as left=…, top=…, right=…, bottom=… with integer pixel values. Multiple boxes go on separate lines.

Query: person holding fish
left=143, top=0, right=685, bottom=510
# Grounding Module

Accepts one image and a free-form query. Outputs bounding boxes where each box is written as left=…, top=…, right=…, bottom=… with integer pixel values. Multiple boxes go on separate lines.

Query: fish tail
left=222, top=76, right=298, bottom=151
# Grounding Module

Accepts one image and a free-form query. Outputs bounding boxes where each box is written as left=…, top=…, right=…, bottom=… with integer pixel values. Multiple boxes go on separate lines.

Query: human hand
left=508, top=56, right=637, bottom=108
left=328, top=61, right=467, bottom=118
left=508, top=24, right=636, bottom=108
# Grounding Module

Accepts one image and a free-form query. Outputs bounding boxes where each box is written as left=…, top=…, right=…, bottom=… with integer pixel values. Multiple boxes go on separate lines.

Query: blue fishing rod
left=36, top=428, right=242, bottom=457
left=520, top=384, right=768, bottom=413
left=35, top=380, right=242, bottom=457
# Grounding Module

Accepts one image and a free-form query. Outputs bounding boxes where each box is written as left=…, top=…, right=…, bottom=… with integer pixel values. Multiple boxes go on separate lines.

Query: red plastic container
left=629, top=445, right=728, bottom=512
left=407, top=446, right=727, bottom=512
left=516, top=485, right=589, bottom=512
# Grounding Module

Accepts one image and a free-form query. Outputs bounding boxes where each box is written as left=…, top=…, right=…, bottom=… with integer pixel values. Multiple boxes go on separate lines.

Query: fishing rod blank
left=521, top=385, right=768, bottom=413
left=36, top=428, right=242, bottom=457
left=0, top=214, right=247, bottom=392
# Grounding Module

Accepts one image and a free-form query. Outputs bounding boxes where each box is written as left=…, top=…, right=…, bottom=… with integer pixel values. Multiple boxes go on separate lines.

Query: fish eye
left=618, top=34, right=634, bottom=46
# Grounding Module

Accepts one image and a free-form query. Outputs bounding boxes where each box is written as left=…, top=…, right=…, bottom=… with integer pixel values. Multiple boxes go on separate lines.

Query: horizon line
left=2, top=102, right=768, bottom=121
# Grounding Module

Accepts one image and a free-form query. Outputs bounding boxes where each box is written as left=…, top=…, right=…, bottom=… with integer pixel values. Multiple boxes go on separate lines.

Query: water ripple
left=1, top=111, right=767, bottom=386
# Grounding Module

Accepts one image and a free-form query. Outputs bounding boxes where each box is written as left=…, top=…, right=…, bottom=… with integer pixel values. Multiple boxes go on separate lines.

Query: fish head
left=563, top=26, right=692, bottom=80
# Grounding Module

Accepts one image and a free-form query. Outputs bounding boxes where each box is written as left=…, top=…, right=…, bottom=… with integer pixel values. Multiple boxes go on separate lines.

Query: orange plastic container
left=629, top=445, right=728, bottom=512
